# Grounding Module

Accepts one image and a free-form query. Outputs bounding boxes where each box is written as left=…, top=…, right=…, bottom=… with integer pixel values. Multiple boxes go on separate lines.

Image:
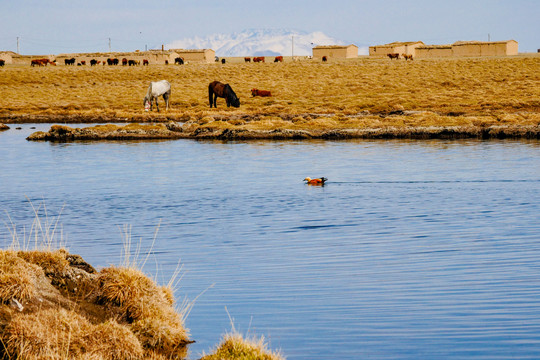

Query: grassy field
left=2, top=55, right=540, bottom=138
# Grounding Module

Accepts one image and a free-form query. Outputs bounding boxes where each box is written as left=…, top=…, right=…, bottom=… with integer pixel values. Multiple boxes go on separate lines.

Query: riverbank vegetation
left=0, top=205, right=283, bottom=359
left=1, top=55, right=539, bottom=139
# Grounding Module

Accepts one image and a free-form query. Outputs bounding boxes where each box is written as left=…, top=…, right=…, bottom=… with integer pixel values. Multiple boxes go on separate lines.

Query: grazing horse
left=387, top=53, right=400, bottom=60
left=143, top=80, right=171, bottom=112
left=251, top=89, right=271, bottom=97
left=208, top=81, right=240, bottom=108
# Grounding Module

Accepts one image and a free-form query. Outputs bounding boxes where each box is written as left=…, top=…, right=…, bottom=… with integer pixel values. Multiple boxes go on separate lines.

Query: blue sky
left=0, top=0, right=538, bottom=54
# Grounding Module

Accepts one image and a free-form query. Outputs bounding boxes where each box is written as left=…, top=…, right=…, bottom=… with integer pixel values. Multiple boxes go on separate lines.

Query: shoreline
left=18, top=120, right=540, bottom=141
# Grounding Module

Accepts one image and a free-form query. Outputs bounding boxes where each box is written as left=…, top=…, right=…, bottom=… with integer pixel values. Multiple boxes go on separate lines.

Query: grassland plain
left=1, top=55, right=540, bottom=139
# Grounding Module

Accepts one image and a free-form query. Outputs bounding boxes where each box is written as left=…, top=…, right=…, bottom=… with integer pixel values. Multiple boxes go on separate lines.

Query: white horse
left=143, top=80, right=171, bottom=112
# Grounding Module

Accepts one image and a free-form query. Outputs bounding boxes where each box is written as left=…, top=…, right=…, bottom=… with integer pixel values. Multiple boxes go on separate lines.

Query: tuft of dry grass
left=95, top=265, right=190, bottom=357
left=0, top=250, right=41, bottom=303
left=16, top=248, right=70, bottom=277
left=2, top=307, right=144, bottom=360
left=200, top=332, right=285, bottom=360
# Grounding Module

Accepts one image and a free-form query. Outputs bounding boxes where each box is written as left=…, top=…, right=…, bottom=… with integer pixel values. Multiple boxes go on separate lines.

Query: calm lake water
left=2, top=124, right=540, bottom=359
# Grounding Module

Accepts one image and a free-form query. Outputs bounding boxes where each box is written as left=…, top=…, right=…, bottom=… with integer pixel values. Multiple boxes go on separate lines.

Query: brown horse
left=208, top=81, right=240, bottom=108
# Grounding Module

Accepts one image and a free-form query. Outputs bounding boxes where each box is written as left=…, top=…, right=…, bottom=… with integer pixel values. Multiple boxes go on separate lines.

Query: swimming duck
left=303, top=177, right=327, bottom=185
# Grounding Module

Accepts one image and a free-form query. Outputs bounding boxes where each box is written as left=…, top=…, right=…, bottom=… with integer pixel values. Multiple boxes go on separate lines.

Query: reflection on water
left=1, top=124, right=540, bottom=359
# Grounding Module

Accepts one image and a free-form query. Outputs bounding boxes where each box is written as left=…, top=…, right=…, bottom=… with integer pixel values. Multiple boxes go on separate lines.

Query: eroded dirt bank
left=23, top=119, right=540, bottom=141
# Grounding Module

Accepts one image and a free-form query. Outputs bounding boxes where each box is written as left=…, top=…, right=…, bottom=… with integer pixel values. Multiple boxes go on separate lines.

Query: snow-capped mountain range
left=166, top=29, right=348, bottom=57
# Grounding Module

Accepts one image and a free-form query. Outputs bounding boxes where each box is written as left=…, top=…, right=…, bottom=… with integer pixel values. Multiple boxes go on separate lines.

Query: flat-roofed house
left=369, top=41, right=425, bottom=57
left=312, top=45, right=358, bottom=59
left=170, top=49, right=216, bottom=63
left=451, top=40, right=518, bottom=57
left=415, top=45, right=454, bottom=58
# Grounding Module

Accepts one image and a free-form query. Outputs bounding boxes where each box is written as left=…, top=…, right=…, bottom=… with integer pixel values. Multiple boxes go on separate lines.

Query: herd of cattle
left=22, top=55, right=287, bottom=67
left=387, top=53, right=414, bottom=60
left=2, top=54, right=414, bottom=68
left=243, top=56, right=283, bottom=63
left=25, top=57, right=154, bottom=67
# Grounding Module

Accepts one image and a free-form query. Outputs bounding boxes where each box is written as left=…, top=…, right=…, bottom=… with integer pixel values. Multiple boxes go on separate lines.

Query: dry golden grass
left=95, top=266, right=191, bottom=356
left=3, top=308, right=144, bottom=360
left=200, top=332, right=284, bottom=360
left=1, top=56, right=539, bottom=136
left=0, top=251, right=40, bottom=303
left=0, top=248, right=192, bottom=359
left=0, top=202, right=194, bottom=359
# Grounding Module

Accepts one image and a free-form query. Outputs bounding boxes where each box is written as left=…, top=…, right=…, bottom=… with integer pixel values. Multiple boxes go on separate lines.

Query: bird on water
left=303, top=177, right=327, bottom=185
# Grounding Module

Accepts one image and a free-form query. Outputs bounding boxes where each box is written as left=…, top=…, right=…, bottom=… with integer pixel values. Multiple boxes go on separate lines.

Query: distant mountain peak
left=166, top=29, right=346, bottom=57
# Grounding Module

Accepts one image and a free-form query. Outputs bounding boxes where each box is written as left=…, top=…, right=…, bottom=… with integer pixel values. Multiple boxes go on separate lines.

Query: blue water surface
left=1, top=124, right=540, bottom=359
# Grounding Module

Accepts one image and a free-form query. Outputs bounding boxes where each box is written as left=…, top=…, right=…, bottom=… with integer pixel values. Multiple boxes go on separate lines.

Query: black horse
left=208, top=81, right=240, bottom=108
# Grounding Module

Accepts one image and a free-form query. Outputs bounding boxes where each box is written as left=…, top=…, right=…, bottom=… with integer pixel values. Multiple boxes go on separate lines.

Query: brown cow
left=251, top=89, right=272, bottom=97
left=0, top=60, right=5, bottom=67
left=402, top=54, right=413, bottom=61
left=274, top=56, right=283, bottom=62
left=322, top=56, right=327, bottom=62
left=387, top=53, right=400, bottom=60
left=31, top=58, right=49, bottom=66
left=143, top=59, right=149, bottom=66
left=122, top=58, right=128, bottom=66
left=253, top=56, right=265, bottom=63
left=244, top=57, right=251, bottom=62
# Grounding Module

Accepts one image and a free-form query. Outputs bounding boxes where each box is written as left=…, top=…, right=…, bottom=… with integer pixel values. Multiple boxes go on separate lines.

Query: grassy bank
left=1, top=56, right=539, bottom=139
left=0, top=205, right=284, bottom=359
